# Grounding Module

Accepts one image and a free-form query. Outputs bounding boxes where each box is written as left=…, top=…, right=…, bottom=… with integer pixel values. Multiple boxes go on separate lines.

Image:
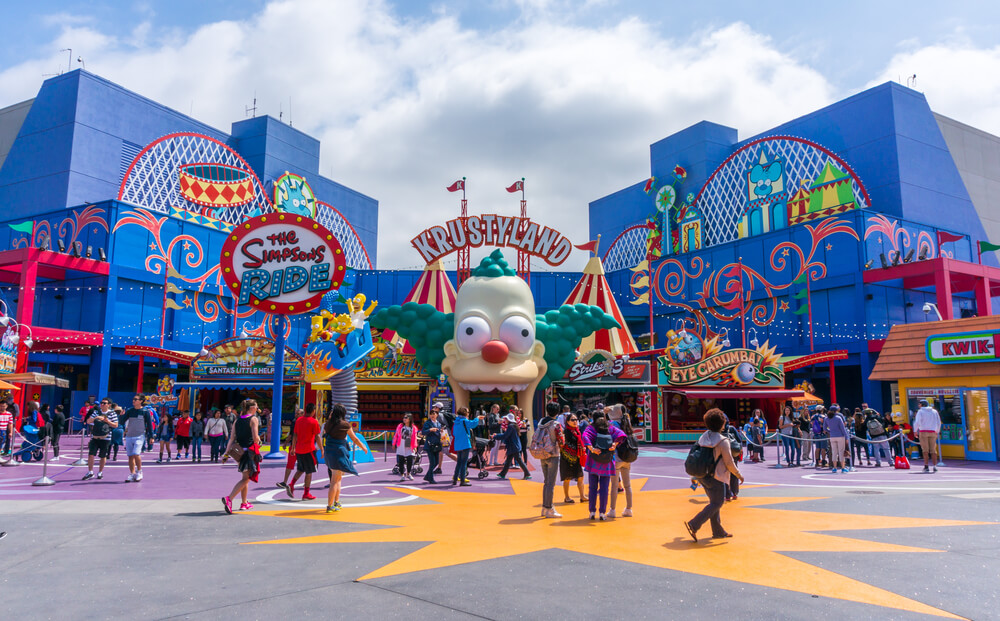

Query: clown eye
left=499, top=316, right=534, bottom=354
left=456, top=316, right=491, bottom=353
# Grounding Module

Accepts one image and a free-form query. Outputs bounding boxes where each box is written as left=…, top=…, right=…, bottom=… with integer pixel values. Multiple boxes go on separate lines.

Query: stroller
left=13, top=425, right=45, bottom=463
left=391, top=436, right=425, bottom=476
left=468, top=436, right=492, bottom=479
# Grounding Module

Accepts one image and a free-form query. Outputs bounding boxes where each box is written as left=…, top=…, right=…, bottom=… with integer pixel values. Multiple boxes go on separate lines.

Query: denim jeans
left=424, top=449, right=440, bottom=481
left=540, top=456, right=559, bottom=508
left=689, top=476, right=727, bottom=537
left=209, top=435, right=225, bottom=460
left=454, top=448, right=470, bottom=482
left=725, top=472, right=740, bottom=499
left=588, top=472, right=611, bottom=514
left=192, top=436, right=203, bottom=460
left=780, top=435, right=800, bottom=464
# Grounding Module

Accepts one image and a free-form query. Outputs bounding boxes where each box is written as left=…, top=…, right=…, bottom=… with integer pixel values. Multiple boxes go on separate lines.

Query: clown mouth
left=458, top=382, right=529, bottom=393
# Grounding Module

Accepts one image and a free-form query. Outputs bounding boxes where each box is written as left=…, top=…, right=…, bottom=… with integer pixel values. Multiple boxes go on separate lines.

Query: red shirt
left=294, top=416, right=321, bottom=454
left=175, top=417, right=192, bottom=437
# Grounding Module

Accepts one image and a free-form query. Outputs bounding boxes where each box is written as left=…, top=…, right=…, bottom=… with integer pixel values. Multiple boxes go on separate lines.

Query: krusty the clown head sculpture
left=371, top=250, right=619, bottom=429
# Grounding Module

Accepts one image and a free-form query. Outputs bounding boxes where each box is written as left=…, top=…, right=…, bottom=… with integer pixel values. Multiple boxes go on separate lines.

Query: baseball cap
left=432, top=402, right=444, bottom=410
left=918, top=399, right=928, bottom=406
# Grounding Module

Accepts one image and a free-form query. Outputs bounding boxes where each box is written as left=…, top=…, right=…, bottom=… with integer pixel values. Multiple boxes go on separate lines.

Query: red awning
left=663, top=387, right=804, bottom=400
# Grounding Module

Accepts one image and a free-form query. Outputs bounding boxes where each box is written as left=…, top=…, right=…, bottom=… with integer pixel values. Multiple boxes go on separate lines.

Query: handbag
left=225, top=444, right=245, bottom=462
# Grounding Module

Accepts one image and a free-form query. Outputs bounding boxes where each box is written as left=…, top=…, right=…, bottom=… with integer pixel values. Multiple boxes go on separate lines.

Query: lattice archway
left=694, top=135, right=870, bottom=247
left=118, top=132, right=272, bottom=224
left=316, top=201, right=372, bottom=269
left=602, top=224, right=649, bottom=272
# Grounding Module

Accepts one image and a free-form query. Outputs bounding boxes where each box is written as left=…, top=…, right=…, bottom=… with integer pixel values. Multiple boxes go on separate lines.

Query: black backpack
left=616, top=432, right=639, bottom=463
left=590, top=432, right=616, bottom=463
left=685, top=443, right=721, bottom=479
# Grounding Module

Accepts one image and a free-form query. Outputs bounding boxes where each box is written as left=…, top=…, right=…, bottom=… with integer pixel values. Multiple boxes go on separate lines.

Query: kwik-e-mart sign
left=926, top=330, right=1000, bottom=365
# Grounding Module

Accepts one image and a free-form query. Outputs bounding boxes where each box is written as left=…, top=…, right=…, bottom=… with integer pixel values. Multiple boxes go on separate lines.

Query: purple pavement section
left=2, top=443, right=999, bottom=501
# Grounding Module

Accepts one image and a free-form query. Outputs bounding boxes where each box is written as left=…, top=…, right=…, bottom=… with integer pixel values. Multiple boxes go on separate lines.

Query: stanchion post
left=32, top=436, right=55, bottom=486
left=72, top=420, right=88, bottom=467
left=383, top=432, right=387, bottom=462
left=2, top=428, right=21, bottom=467
left=936, top=436, right=944, bottom=467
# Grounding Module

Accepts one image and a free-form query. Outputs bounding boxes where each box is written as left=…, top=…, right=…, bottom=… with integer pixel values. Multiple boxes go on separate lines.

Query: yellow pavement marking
left=246, top=478, right=990, bottom=619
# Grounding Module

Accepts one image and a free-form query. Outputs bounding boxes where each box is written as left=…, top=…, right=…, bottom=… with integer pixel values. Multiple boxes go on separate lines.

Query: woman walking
left=560, top=412, right=588, bottom=504
left=451, top=407, right=483, bottom=486
left=324, top=403, right=369, bottom=513
left=582, top=412, right=626, bottom=520
left=190, top=411, right=205, bottom=462
left=156, top=412, right=173, bottom=463
left=393, top=413, right=418, bottom=482
left=221, top=399, right=262, bottom=514
left=421, top=407, right=444, bottom=484
left=205, top=409, right=228, bottom=462
left=778, top=405, right=800, bottom=466
left=685, top=408, right=744, bottom=541
left=827, top=405, right=849, bottom=473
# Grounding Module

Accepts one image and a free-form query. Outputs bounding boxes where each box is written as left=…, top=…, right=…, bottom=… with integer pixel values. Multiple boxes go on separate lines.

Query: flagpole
left=739, top=257, right=746, bottom=348
left=160, top=264, right=169, bottom=348
left=978, top=241, right=982, bottom=265
left=806, top=270, right=814, bottom=353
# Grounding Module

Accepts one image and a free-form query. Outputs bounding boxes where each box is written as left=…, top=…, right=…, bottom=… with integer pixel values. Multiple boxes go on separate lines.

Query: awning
left=356, top=382, right=422, bottom=392
left=555, top=383, right=659, bottom=393
left=0, top=379, right=20, bottom=390
left=124, top=345, right=197, bottom=365
left=4, top=372, right=70, bottom=388
left=173, top=382, right=298, bottom=391
left=663, top=387, right=804, bottom=400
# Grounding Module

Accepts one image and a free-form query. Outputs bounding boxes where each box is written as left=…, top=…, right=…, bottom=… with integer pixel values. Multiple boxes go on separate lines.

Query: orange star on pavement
left=246, top=480, right=989, bottom=618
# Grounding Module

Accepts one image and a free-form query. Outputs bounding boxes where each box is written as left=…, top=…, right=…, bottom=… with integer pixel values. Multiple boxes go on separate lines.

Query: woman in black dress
left=324, top=403, right=368, bottom=513
left=560, top=413, right=587, bottom=504
left=221, top=399, right=261, bottom=514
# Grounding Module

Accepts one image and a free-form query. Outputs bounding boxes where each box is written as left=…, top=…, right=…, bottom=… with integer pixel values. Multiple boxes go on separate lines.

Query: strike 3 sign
left=221, top=213, right=346, bottom=315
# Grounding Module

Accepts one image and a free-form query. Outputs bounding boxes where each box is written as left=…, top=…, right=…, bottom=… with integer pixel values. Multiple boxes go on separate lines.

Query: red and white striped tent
left=563, top=254, right=638, bottom=356
left=381, top=259, right=457, bottom=354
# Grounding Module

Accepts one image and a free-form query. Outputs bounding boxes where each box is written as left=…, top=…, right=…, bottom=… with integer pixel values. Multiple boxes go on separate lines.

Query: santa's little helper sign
left=221, top=213, right=346, bottom=315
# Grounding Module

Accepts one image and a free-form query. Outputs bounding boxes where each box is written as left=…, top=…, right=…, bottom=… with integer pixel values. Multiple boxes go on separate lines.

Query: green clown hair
left=535, top=304, right=621, bottom=390
left=369, top=302, right=454, bottom=378
left=470, top=249, right=517, bottom=278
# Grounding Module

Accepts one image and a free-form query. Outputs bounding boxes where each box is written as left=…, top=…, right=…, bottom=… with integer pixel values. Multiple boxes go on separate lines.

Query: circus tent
left=563, top=254, right=638, bottom=356
left=381, top=260, right=457, bottom=354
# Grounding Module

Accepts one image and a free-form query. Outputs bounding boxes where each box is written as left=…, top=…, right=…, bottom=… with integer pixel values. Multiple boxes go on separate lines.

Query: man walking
left=286, top=403, right=321, bottom=500
left=82, top=398, right=118, bottom=480
left=120, top=395, right=154, bottom=482
left=913, top=399, right=942, bottom=473
left=496, top=412, right=531, bottom=480
left=0, top=401, right=12, bottom=456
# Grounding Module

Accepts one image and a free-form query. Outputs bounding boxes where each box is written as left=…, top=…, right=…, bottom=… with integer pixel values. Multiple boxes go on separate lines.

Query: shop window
left=964, top=389, right=993, bottom=454
left=907, top=390, right=963, bottom=443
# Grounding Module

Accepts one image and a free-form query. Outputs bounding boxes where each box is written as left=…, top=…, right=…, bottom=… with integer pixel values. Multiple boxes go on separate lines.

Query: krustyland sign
left=221, top=213, right=346, bottom=315
left=659, top=347, right=784, bottom=389
left=926, top=330, right=1000, bottom=365
left=411, top=215, right=574, bottom=266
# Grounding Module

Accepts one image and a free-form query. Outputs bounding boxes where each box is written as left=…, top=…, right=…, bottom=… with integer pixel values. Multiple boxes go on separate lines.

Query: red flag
left=506, top=180, right=523, bottom=193
left=574, top=240, right=598, bottom=253
left=937, top=230, right=963, bottom=245
left=446, top=179, right=464, bottom=192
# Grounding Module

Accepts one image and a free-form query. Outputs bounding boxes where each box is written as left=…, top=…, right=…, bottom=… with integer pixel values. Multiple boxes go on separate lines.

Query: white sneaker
left=546, top=508, right=562, bottom=518
left=599, top=513, right=606, bottom=521
left=126, top=473, right=135, bottom=482
left=135, top=472, right=143, bottom=482
left=399, top=476, right=406, bottom=483
left=96, top=472, right=103, bottom=480
left=622, top=508, right=633, bottom=517
left=607, top=510, right=616, bottom=519
left=406, top=474, right=413, bottom=481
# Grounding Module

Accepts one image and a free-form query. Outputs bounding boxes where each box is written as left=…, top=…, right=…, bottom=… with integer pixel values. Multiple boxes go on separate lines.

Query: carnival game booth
left=654, top=336, right=802, bottom=444
left=869, top=315, right=1000, bottom=461
left=174, top=337, right=304, bottom=423
left=552, top=350, right=656, bottom=433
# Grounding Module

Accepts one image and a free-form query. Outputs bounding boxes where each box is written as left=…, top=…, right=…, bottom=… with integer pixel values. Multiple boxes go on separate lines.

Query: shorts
left=813, top=434, right=829, bottom=451
left=918, top=431, right=939, bottom=456
left=295, top=452, right=317, bottom=474
left=88, top=438, right=111, bottom=459
left=286, top=451, right=297, bottom=470
left=176, top=436, right=191, bottom=450
left=125, top=436, right=145, bottom=457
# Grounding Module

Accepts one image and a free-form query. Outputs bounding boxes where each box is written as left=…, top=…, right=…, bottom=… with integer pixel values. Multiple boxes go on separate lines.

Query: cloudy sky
left=1, top=0, right=999, bottom=270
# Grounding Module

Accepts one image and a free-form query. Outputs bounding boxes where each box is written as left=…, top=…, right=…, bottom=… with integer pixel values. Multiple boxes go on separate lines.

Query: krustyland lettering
left=410, top=215, right=575, bottom=266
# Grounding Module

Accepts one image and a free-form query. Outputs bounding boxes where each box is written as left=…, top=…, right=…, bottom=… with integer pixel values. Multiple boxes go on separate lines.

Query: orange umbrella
left=0, top=379, right=20, bottom=390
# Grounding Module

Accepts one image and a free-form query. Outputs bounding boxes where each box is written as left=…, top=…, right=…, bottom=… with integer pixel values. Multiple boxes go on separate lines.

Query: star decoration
left=247, top=481, right=986, bottom=618
left=182, top=296, right=192, bottom=308
left=781, top=248, right=789, bottom=256
left=149, top=243, right=156, bottom=250
left=826, top=243, right=833, bottom=251
left=183, top=241, right=191, bottom=250
left=779, top=300, right=789, bottom=311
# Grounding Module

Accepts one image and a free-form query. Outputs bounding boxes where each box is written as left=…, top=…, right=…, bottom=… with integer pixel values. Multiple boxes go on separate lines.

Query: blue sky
left=1, top=1, right=999, bottom=268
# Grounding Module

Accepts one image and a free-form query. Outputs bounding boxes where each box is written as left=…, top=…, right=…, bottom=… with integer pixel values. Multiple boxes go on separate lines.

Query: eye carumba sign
left=411, top=215, right=573, bottom=265
left=221, top=213, right=346, bottom=315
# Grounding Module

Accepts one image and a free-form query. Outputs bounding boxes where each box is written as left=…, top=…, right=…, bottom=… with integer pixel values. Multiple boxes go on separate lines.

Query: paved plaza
left=2, top=441, right=999, bottom=620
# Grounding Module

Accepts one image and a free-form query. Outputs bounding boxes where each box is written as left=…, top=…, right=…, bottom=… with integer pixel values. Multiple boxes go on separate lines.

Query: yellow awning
left=356, top=382, right=422, bottom=392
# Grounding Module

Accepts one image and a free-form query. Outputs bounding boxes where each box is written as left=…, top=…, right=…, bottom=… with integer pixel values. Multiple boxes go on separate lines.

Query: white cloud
left=0, top=1, right=838, bottom=270
left=870, top=41, right=1000, bottom=134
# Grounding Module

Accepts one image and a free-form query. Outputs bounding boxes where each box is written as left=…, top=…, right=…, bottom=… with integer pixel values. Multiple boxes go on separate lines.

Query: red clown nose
left=481, top=340, right=509, bottom=364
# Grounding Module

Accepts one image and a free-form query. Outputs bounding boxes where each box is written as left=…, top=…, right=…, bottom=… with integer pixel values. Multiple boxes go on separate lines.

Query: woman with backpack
left=609, top=413, right=638, bottom=518
left=684, top=408, right=744, bottom=542
left=581, top=412, right=627, bottom=520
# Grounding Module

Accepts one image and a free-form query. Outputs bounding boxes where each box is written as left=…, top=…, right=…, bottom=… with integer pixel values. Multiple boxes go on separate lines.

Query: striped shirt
left=91, top=410, right=118, bottom=439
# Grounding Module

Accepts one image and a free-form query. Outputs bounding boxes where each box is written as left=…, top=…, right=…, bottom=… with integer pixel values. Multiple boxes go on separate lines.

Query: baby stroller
left=14, top=425, right=45, bottom=463
left=468, top=436, right=491, bottom=479
left=391, top=436, right=425, bottom=476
